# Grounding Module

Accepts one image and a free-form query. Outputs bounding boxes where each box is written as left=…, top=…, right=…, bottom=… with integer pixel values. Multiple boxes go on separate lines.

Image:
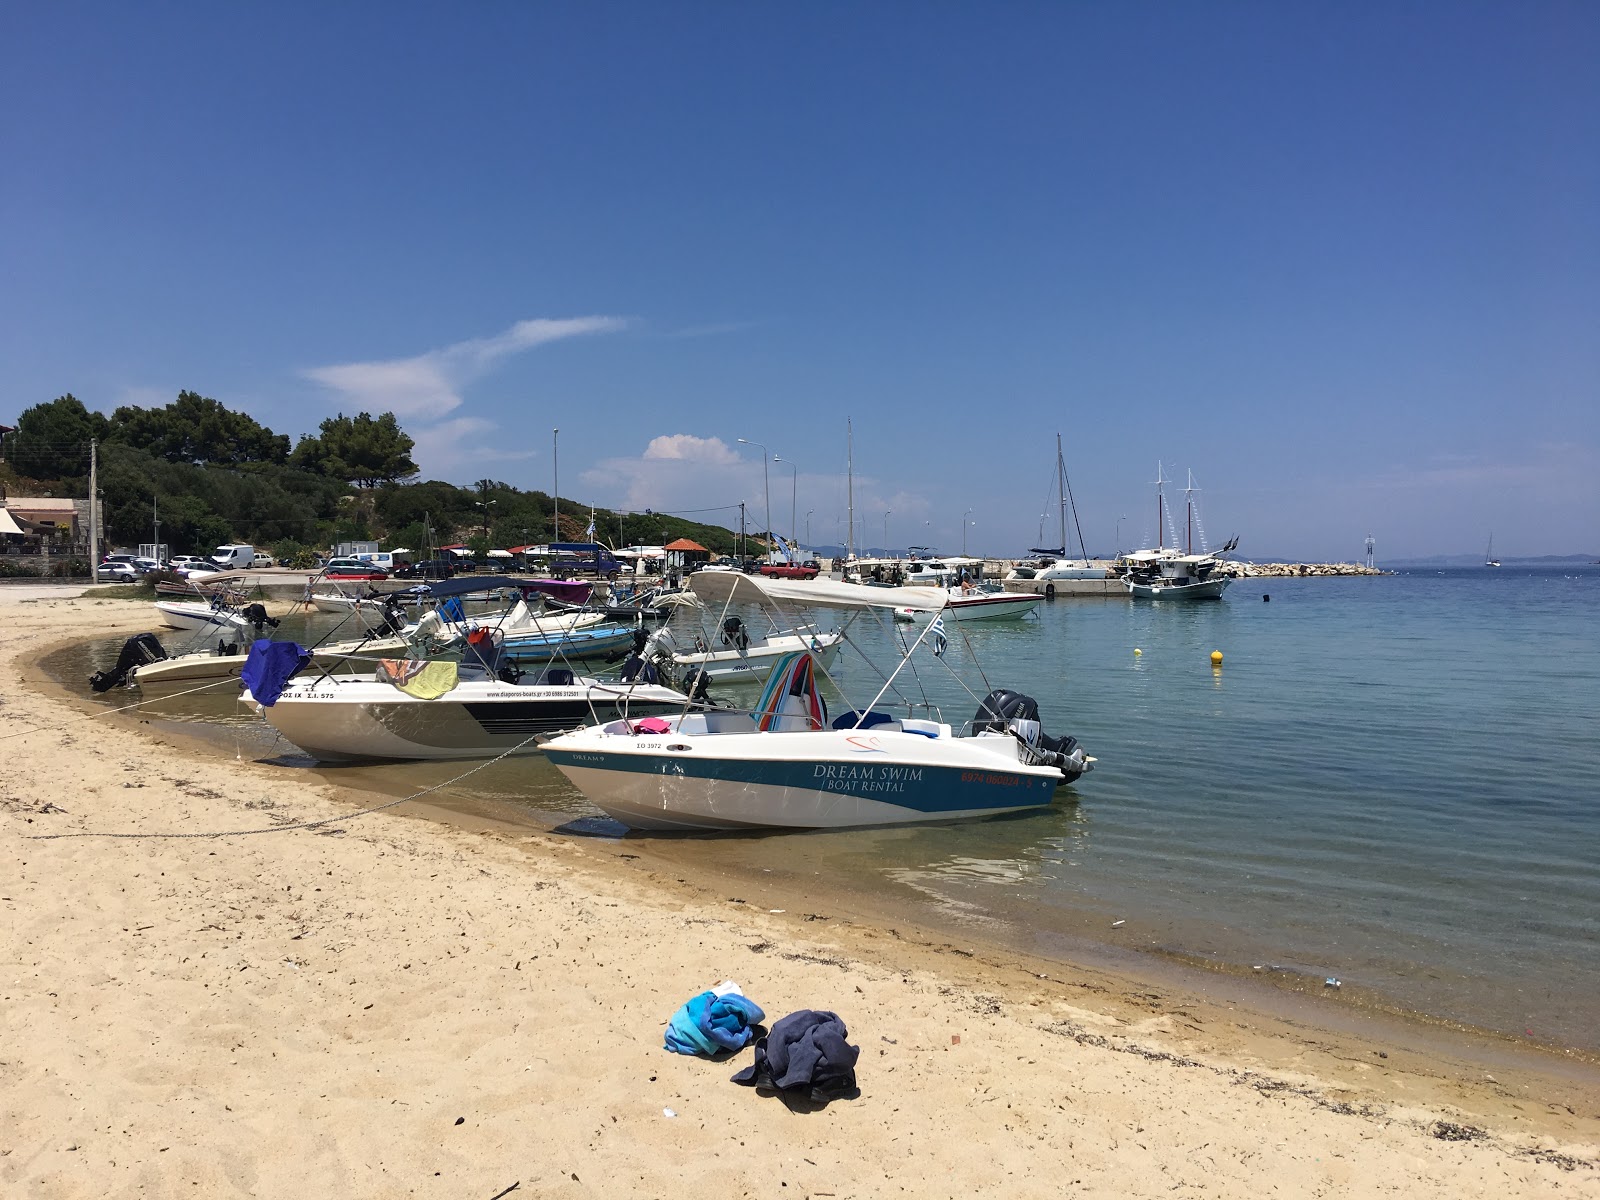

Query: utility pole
left=87, top=438, right=99, bottom=573
left=552, top=428, right=560, bottom=542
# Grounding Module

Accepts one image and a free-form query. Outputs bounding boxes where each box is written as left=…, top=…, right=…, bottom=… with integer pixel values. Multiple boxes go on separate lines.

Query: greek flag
left=930, top=615, right=948, bottom=657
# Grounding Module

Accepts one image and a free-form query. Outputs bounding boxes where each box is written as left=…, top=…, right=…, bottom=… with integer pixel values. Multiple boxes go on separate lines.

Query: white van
left=209, top=544, right=275, bottom=570
left=354, top=551, right=410, bottom=572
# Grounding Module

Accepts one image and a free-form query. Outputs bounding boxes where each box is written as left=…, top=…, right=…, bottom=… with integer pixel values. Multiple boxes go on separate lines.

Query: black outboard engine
left=971, top=688, right=1082, bottom=771
left=721, top=616, right=750, bottom=650
left=241, top=603, right=279, bottom=636
left=377, top=596, right=407, bottom=637
left=89, top=633, right=169, bottom=693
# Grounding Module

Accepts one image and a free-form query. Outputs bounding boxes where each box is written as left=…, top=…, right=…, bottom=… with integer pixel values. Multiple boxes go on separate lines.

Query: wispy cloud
left=302, top=316, right=626, bottom=420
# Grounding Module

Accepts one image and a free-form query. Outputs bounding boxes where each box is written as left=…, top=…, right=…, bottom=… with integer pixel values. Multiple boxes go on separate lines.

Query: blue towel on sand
left=665, top=990, right=766, bottom=1056
left=241, top=640, right=309, bottom=707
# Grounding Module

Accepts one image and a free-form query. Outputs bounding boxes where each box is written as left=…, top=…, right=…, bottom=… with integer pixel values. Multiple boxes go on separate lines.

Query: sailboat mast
left=1155, top=461, right=1166, bottom=550
left=1186, top=469, right=1194, bottom=556
left=846, top=417, right=855, bottom=563
left=1056, top=433, right=1067, bottom=553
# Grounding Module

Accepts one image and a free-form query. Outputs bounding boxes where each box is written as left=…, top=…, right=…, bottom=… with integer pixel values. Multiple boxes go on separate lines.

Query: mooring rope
left=25, top=728, right=545, bottom=841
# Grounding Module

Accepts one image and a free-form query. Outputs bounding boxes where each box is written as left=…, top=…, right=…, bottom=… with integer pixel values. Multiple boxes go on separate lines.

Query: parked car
left=759, top=561, right=821, bottom=580
left=322, top=557, right=390, bottom=581
left=393, top=558, right=456, bottom=581
left=102, top=553, right=164, bottom=574
left=169, top=555, right=209, bottom=572
left=95, top=562, right=140, bottom=583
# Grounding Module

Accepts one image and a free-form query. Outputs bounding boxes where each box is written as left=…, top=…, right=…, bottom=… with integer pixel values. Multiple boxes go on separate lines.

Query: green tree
left=2, top=394, right=108, bottom=480
left=291, top=412, right=417, bottom=488
left=109, top=391, right=290, bottom=466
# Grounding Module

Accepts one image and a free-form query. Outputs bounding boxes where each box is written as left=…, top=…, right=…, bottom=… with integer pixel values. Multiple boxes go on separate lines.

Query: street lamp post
left=1116, top=513, right=1126, bottom=554
left=773, top=455, right=798, bottom=555
left=806, top=509, right=813, bottom=546
left=552, top=428, right=560, bottom=541
left=963, top=508, right=974, bottom=556
left=883, top=510, right=892, bottom=557
left=736, top=438, right=770, bottom=557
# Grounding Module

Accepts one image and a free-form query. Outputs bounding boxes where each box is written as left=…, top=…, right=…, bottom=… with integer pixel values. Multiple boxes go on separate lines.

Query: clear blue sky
left=4, top=2, right=1596, bottom=560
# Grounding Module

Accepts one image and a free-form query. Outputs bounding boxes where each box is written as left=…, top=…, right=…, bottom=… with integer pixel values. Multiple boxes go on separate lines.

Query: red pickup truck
left=759, top=561, right=821, bottom=580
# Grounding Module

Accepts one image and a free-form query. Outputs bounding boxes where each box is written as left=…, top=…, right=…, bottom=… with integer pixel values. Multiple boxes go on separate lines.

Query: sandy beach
left=3, top=590, right=1598, bottom=1198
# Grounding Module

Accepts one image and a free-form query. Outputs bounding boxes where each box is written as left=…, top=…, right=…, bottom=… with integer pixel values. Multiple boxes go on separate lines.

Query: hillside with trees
left=1, top=392, right=746, bottom=562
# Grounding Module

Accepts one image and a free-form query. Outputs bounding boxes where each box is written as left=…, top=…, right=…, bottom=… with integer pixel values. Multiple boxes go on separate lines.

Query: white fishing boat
left=1005, top=433, right=1105, bottom=584
left=1122, top=552, right=1231, bottom=600
left=543, top=571, right=1092, bottom=831
left=1120, top=465, right=1236, bottom=602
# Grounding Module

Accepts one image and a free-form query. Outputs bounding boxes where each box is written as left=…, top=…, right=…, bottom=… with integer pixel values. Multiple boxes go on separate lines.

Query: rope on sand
left=25, top=730, right=546, bottom=842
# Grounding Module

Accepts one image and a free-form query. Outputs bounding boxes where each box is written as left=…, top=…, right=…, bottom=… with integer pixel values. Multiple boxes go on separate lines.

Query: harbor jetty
left=997, top=558, right=1384, bottom=597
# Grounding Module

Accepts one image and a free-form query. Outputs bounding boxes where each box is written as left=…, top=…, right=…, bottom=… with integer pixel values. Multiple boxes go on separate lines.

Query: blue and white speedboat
left=542, top=572, right=1093, bottom=831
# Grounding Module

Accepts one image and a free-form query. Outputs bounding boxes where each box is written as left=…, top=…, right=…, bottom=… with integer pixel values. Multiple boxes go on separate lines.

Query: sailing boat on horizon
left=1117, top=462, right=1235, bottom=601
left=1485, top=533, right=1501, bottom=567
left=1004, top=433, right=1106, bottom=584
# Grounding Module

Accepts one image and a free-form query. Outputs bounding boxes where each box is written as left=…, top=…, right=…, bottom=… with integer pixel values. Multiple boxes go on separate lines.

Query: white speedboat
left=899, top=587, right=1041, bottom=622
left=542, top=571, right=1093, bottom=831
left=657, top=620, right=845, bottom=684
left=153, top=599, right=253, bottom=634
left=244, top=663, right=689, bottom=763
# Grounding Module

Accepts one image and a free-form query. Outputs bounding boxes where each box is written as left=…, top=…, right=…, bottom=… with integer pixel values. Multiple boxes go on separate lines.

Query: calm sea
left=57, top=566, right=1600, bottom=1054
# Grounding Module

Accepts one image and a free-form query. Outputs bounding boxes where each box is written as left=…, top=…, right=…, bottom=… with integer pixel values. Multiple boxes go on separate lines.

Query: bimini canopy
left=690, top=570, right=949, bottom=613
left=413, top=576, right=593, bottom=604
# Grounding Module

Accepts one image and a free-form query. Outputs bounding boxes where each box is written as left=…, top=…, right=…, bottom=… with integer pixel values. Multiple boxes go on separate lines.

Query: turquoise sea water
left=61, top=567, right=1600, bottom=1054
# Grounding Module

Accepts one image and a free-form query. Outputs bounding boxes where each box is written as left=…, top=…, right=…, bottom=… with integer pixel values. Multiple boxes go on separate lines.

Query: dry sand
left=3, top=593, right=1598, bottom=1199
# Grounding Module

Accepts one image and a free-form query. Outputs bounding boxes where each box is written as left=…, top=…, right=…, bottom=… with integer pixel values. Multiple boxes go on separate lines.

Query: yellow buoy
left=1210, top=650, right=1224, bottom=666
left=1133, top=648, right=1142, bottom=656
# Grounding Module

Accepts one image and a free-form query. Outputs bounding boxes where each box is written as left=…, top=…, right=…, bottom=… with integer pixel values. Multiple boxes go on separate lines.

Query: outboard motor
left=376, top=596, right=407, bottom=637
left=971, top=688, right=1083, bottom=772
left=90, top=633, right=169, bottom=693
left=241, top=603, right=279, bottom=636
left=721, top=616, right=750, bottom=650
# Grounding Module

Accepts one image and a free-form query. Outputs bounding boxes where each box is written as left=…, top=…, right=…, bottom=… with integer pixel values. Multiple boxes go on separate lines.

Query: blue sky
left=3, top=2, right=1596, bottom=560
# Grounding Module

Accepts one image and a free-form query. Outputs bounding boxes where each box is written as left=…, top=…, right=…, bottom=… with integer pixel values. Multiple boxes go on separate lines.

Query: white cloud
left=301, top=316, right=625, bottom=420
left=641, top=434, right=740, bottom=464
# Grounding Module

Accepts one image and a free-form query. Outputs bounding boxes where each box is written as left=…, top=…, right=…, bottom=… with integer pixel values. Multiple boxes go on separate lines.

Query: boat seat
left=898, top=718, right=944, bottom=739
left=533, top=668, right=575, bottom=685
left=831, top=710, right=896, bottom=730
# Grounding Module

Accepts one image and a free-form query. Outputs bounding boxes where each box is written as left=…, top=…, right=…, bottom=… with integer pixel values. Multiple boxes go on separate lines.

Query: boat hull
left=672, top=632, right=844, bottom=683
left=252, top=677, right=686, bottom=762
left=544, top=725, right=1068, bottom=830
left=152, top=601, right=250, bottom=634
left=1127, top=578, right=1230, bottom=600
left=903, top=593, right=1041, bottom=622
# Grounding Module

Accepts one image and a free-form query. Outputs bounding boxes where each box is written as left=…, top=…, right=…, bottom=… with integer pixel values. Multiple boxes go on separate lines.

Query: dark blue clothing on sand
left=731, top=1009, right=859, bottom=1102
